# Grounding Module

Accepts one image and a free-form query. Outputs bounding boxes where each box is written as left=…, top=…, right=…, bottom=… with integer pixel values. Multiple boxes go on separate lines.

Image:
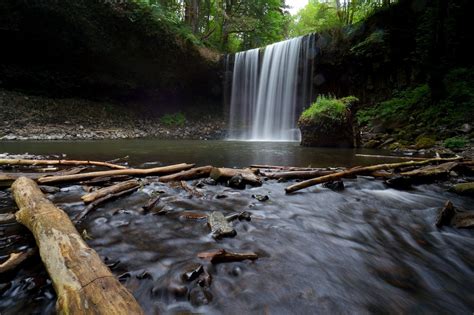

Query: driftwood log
left=159, top=165, right=213, bottom=182
left=81, top=179, right=141, bottom=203
left=38, top=163, right=194, bottom=184
left=0, top=159, right=126, bottom=169
left=75, top=186, right=140, bottom=223
left=11, top=177, right=143, bottom=314
left=210, top=167, right=262, bottom=186
left=198, top=249, right=258, bottom=264
left=285, top=157, right=462, bottom=193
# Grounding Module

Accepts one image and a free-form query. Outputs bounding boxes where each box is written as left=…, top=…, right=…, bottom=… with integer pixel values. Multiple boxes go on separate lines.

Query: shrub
left=301, top=95, right=358, bottom=122
left=443, top=137, right=467, bottom=149
left=159, top=112, right=186, bottom=127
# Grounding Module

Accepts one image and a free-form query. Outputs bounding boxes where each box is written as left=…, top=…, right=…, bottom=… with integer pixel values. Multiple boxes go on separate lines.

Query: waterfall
left=228, top=34, right=316, bottom=141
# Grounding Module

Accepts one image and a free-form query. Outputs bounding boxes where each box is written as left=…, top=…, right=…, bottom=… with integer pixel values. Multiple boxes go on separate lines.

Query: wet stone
left=322, top=181, right=345, bottom=191
left=188, top=287, right=213, bottom=306
left=227, top=175, right=245, bottom=189
left=385, top=176, right=412, bottom=190
left=182, top=264, right=204, bottom=282
left=252, top=194, right=269, bottom=202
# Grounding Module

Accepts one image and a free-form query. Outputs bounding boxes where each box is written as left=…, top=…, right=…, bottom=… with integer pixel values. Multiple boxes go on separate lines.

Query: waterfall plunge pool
left=1, top=139, right=406, bottom=168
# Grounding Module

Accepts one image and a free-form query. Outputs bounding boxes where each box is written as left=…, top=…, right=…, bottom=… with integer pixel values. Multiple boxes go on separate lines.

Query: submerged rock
left=449, top=182, right=474, bottom=197
left=322, top=181, right=345, bottom=191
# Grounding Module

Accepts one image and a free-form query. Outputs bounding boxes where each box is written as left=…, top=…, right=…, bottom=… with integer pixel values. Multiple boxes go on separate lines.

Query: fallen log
left=400, top=162, right=458, bottom=179
left=159, top=166, right=213, bottom=182
left=0, top=249, right=36, bottom=274
left=285, top=157, right=462, bottom=194
left=250, top=164, right=318, bottom=171
left=263, top=169, right=335, bottom=180
left=207, top=212, right=236, bottom=239
left=197, top=249, right=258, bottom=264
left=355, top=154, right=428, bottom=160
left=11, top=177, right=143, bottom=314
left=38, top=163, right=195, bottom=184
left=74, top=186, right=140, bottom=223
left=0, top=158, right=126, bottom=169
left=210, top=167, right=262, bottom=186
left=79, top=175, right=132, bottom=186
left=81, top=179, right=141, bottom=203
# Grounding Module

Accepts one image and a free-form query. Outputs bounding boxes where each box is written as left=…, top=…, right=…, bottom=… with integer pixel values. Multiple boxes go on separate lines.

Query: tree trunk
left=12, top=177, right=143, bottom=314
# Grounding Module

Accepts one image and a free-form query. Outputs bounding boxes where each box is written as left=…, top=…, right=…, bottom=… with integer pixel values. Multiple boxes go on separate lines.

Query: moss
left=449, top=182, right=474, bottom=197
left=444, top=137, right=467, bottom=149
left=415, top=135, right=436, bottom=149
left=301, top=95, right=358, bottom=123
left=159, top=112, right=186, bottom=127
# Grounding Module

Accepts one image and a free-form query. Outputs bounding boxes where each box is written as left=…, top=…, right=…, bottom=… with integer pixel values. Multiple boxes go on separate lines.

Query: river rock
left=449, top=182, right=474, bottom=197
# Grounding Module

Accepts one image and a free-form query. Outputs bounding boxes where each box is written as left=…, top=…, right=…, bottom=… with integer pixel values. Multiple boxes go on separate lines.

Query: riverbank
left=0, top=90, right=226, bottom=141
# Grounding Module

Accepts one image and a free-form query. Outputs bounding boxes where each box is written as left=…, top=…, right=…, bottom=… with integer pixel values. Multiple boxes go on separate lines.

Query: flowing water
left=0, top=140, right=473, bottom=314
left=228, top=35, right=316, bottom=141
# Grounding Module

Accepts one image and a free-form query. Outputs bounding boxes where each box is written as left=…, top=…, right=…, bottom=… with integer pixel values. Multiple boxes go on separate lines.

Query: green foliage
left=301, top=95, right=357, bottom=122
left=159, top=112, right=186, bottom=127
left=443, top=137, right=467, bottom=149
left=357, top=85, right=430, bottom=126
left=350, top=29, right=386, bottom=57
left=289, top=0, right=395, bottom=37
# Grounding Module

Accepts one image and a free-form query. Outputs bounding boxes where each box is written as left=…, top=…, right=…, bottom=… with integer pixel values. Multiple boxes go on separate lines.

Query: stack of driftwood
left=0, top=155, right=473, bottom=313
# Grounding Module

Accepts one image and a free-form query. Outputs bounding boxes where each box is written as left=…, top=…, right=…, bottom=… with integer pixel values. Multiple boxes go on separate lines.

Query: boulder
left=298, top=107, right=358, bottom=148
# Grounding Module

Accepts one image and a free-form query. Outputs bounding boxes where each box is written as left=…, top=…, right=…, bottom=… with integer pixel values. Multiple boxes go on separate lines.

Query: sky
left=287, top=0, right=309, bottom=15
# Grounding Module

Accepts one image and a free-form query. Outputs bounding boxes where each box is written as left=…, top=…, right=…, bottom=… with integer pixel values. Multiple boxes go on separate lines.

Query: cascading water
left=228, top=34, right=316, bottom=141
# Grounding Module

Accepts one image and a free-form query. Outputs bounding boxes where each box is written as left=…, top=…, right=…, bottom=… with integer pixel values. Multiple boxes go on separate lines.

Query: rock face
left=298, top=108, right=358, bottom=148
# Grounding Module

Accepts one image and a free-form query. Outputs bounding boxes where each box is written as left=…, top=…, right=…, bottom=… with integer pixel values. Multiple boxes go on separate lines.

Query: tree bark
left=285, top=157, right=462, bottom=193
left=12, top=177, right=143, bottom=315
left=38, top=163, right=194, bottom=184
left=0, top=159, right=126, bottom=169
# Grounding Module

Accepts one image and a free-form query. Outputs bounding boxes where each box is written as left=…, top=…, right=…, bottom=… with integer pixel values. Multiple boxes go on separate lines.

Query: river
left=0, top=140, right=473, bottom=314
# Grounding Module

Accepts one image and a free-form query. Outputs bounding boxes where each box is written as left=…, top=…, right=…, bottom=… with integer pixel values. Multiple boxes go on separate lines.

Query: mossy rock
left=449, top=182, right=474, bottom=197
left=415, top=135, right=436, bottom=149
left=363, top=139, right=381, bottom=149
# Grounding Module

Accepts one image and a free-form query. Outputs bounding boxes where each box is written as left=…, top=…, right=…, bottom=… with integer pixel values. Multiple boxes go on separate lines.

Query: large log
left=210, top=167, right=262, bottom=186
left=159, top=165, right=213, bottom=182
left=38, top=163, right=194, bottom=184
left=285, top=157, right=462, bottom=194
left=11, top=177, right=143, bottom=314
left=81, top=179, right=141, bottom=203
left=0, top=158, right=126, bottom=169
